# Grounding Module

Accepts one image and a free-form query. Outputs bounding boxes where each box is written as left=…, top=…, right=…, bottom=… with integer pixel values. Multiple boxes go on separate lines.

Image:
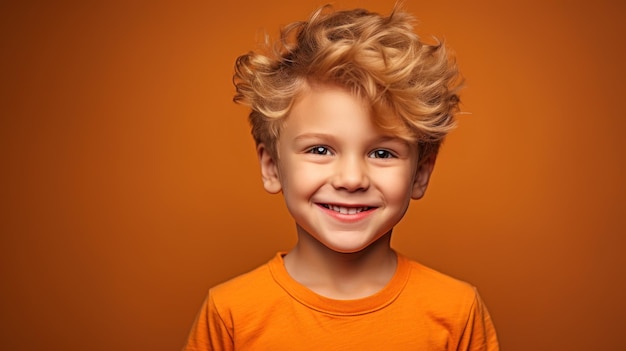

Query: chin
left=318, top=234, right=387, bottom=255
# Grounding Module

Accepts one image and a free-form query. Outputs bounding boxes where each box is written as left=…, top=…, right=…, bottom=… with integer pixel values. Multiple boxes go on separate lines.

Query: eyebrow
left=293, top=133, right=336, bottom=142
left=293, top=133, right=408, bottom=145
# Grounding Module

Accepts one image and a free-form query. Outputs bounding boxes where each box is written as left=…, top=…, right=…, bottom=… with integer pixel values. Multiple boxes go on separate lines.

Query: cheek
left=374, top=168, right=414, bottom=203
left=280, top=160, right=325, bottom=197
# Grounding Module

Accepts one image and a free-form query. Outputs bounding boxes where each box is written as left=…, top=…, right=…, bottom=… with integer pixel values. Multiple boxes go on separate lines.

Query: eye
left=369, top=149, right=395, bottom=159
left=307, top=146, right=333, bottom=156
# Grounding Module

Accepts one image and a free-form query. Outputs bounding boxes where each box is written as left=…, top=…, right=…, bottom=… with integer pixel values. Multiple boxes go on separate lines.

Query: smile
left=319, top=204, right=373, bottom=215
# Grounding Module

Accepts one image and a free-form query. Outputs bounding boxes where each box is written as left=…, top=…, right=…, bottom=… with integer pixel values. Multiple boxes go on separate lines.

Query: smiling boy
left=184, top=5, right=498, bottom=350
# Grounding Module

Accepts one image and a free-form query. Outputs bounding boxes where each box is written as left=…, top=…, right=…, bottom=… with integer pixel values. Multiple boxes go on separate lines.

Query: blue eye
left=370, top=149, right=394, bottom=159
left=308, top=146, right=332, bottom=155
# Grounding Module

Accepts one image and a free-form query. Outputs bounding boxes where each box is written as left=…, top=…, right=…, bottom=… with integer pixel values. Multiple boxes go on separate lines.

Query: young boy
left=185, top=5, right=498, bottom=350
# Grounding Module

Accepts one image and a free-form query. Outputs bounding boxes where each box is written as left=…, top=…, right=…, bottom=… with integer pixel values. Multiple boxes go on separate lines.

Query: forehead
left=281, top=82, right=414, bottom=143
left=282, top=84, right=372, bottom=135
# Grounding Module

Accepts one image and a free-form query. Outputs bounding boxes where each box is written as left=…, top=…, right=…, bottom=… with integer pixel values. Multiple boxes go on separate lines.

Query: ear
left=411, top=154, right=437, bottom=200
left=257, top=143, right=282, bottom=194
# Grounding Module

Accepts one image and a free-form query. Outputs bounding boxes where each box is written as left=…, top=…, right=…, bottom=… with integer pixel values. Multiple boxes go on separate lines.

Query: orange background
left=1, top=0, right=624, bottom=350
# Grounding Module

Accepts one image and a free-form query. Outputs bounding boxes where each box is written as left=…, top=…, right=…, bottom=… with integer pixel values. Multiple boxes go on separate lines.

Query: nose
left=331, top=155, right=370, bottom=192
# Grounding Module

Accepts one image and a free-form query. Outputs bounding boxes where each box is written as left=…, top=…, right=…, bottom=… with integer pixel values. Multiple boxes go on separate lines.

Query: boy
left=185, top=4, right=499, bottom=350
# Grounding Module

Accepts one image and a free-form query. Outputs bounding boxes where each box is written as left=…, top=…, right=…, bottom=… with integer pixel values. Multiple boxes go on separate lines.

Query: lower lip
left=316, top=204, right=377, bottom=223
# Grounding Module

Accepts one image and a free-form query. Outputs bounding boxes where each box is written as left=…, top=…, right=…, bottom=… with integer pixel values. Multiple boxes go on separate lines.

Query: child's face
left=258, top=83, right=434, bottom=254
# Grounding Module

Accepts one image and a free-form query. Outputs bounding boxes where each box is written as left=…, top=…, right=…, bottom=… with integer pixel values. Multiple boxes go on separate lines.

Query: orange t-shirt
left=184, top=252, right=499, bottom=351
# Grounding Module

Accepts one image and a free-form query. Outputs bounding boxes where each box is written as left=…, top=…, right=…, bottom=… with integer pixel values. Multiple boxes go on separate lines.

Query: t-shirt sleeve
left=457, top=288, right=500, bottom=351
left=182, top=292, right=234, bottom=351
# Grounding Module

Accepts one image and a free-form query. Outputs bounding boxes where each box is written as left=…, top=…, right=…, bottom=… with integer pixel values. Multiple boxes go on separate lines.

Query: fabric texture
left=184, top=252, right=499, bottom=351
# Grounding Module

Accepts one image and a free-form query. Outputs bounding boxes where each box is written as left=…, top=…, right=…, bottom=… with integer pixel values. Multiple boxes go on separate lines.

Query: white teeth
left=328, top=205, right=368, bottom=214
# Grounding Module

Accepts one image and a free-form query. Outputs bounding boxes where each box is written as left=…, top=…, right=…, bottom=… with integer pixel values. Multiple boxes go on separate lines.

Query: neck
left=283, top=227, right=397, bottom=300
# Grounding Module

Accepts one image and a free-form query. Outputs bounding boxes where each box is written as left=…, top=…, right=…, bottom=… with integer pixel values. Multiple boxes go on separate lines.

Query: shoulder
left=401, top=257, right=500, bottom=350
left=401, top=256, right=481, bottom=315
left=408, top=259, right=476, bottom=294
left=210, top=263, right=271, bottom=296
left=208, top=253, right=288, bottom=318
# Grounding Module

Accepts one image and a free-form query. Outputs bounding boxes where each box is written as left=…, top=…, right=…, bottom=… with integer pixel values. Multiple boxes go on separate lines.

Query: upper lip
left=316, top=202, right=378, bottom=209
left=316, top=202, right=376, bottom=208
left=317, top=203, right=374, bottom=215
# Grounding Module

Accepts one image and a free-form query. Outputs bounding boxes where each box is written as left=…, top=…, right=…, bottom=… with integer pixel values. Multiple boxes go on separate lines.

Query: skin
left=258, top=83, right=436, bottom=300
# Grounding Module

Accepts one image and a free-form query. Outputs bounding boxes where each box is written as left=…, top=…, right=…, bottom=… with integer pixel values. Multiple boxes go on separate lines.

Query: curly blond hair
left=233, top=4, right=462, bottom=161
